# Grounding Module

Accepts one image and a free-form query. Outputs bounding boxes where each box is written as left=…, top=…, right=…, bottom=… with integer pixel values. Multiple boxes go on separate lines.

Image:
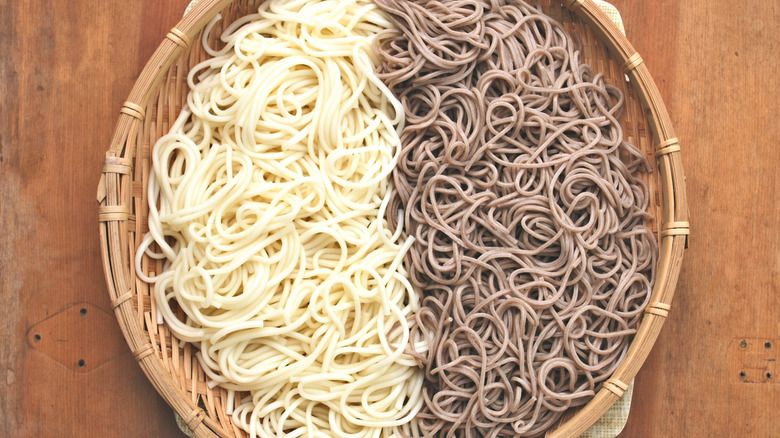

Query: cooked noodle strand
left=137, top=1, right=426, bottom=436
left=374, top=1, right=657, bottom=436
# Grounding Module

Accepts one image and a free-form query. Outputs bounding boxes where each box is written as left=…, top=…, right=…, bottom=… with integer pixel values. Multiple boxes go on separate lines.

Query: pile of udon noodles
left=137, top=0, right=657, bottom=437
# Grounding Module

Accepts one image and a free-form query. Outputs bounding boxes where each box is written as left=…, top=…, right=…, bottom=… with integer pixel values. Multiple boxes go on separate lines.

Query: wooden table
left=1, top=0, right=777, bottom=436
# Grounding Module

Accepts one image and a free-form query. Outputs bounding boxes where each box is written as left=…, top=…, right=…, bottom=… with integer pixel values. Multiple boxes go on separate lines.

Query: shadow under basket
left=97, top=0, right=689, bottom=436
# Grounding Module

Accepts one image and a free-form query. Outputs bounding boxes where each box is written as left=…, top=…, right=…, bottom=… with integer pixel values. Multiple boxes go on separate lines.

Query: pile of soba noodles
left=136, top=0, right=657, bottom=437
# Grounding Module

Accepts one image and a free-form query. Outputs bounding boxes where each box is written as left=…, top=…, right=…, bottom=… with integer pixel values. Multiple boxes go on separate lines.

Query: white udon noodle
left=135, top=1, right=426, bottom=436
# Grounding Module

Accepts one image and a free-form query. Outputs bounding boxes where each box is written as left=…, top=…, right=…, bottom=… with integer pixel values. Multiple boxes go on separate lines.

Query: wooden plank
left=610, top=0, right=780, bottom=436
left=0, top=0, right=190, bottom=436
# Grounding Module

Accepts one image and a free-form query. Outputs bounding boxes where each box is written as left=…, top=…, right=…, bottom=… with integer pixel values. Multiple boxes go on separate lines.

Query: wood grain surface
left=0, top=0, right=777, bottom=437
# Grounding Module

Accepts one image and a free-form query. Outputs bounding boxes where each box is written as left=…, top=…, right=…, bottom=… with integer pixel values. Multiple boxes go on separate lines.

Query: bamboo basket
left=97, top=0, right=689, bottom=436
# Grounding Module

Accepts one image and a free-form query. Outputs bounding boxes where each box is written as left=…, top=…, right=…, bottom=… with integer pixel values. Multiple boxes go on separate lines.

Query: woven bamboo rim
left=97, top=1, right=689, bottom=436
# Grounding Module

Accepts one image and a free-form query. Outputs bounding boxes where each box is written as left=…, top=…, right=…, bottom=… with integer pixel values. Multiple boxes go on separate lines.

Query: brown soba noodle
left=373, top=0, right=658, bottom=436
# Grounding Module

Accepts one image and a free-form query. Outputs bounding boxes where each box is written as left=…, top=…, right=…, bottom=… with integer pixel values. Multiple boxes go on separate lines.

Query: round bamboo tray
left=97, top=0, right=689, bottom=436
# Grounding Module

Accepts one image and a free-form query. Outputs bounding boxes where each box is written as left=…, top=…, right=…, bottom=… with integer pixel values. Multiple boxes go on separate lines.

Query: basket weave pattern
left=97, top=0, right=688, bottom=437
